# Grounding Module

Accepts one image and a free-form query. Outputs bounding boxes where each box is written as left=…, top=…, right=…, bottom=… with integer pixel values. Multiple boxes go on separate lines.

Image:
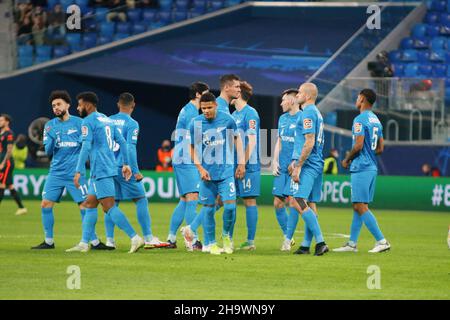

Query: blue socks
left=104, top=211, right=115, bottom=240
left=301, top=208, right=324, bottom=244
left=81, top=208, right=98, bottom=242
left=361, top=210, right=384, bottom=241
left=168, top=200, right=186, bottom=239
left=349, top=211, right=363, bottom=243
left=286, top=207, right=299, bottom=240
left=107, top=206, right=136, bottom=238
left=202, top=206, right=216, bottom=245
left=190, top=210, right=203, bottom=232
left=81, top=208, right=98, bottom=243
left=275, top=207, right=288, bottom=236
left=245, top=206, right=258, bottom=242
left=41, top=207, right=54, bottom=240
left=185, top=200, right=198, bottom=226
left=136, top=198, right=152, bottom=239
left=222, top=202, right=236, bottom=237
left=301, top=224, right=314, bottom=248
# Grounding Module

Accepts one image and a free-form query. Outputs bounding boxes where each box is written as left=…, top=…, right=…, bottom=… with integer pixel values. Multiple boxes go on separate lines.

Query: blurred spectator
left=12, top=134, right=29, bottom=170
left=422, top=163, right=441, bottom=177
left=32, top=14, right=47, bottom=45
left=17, top=11, right=33, bottom=38
left=31, top=0, right=48, bottom=7
left=47, top=4, right=66, bottom=38
left=106, top=0, right=127, bottom=22
left=135, top=0, right=158, bottom=8
left=156, top=139, right=173, bottom=172
left=323, top=148, right=339, bottom=175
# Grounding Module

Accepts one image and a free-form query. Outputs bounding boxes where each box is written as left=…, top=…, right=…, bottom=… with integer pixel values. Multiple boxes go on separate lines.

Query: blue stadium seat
left=412, top=37, right=429, bottom=49
left=424, top=11, right=440, bottom=24
left=142, top=9, right=158, bottom=22
left=83, top=33, right=97, bottom=49
left=95, top=7, right=109, bottom=21
left=402, top=49, right=418, bottom=62
left=188, top=11, right=203, bottom=18
left=388, top=50, right=402, bottom=62
left=404, top=63, right=419, bottom=77
left=113, top=33, right=130, bottom=41
left=127, top=9, right=142, bottom=23
left=100, top=22, right=115, bottom=37
left=53, top=46, right=70, bottom=58
left=400, top=37, right=414, bottom=49
left=193, top=0, right=207, bottom=10
left=210, top=0, right=224, bottom=10
left=74, top=0, right=89, bottom=13
left=82, top=14, right=97, bottom=32
left=116, top=22, right=131, bottom=34
left=149, top=21, right=167, bottom=29
left=418, top=64, right=433, bottom=76
left=159, top=0, right=173, bottom=10
left=430, top=37, right=446, bottom=50
left=66, top=32, right=82, bottom=51
left=175, top=0, right=189, bottom=10
left=47, top=0, right=60, bottom=9
left=18, top=45, right=33, bottom=57
left=432, top=63, right=447, bottom=77
left=426, top=24, right=440, bottom=36
left=35, top=56, right=51, bottom=64
left=429, top=49, right=446, bottom=62
left=18, top=56, right=33, bottom=69
left=417, top=50, right=431, bottom=63
left=60, top=0, right=74, bottom=9
left=440, top=12, right=450, bottom=25
left=392, top=63, right=405, bottom=76
left=132, top=22, right=147, bottom=34
left=97, top=35, right=112, bottom=45
left=36, top=45, right=52, bottom=58
left=429, top=0, right=447, bottom=11
left=224, top=0, right=240, bottom=7
left=411, top=23, right=428, bottom=38
left=158, top=11, right=172, bottom=24
left=173, top=11, right=188, bottom=22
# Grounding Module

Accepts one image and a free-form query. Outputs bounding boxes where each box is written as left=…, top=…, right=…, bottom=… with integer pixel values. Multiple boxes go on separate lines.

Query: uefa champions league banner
left=8, top=169, right=450, bottom=212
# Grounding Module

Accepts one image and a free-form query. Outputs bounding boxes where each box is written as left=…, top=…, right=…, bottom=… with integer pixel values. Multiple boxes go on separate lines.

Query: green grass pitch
left=0, top=199, right=449, bottom=300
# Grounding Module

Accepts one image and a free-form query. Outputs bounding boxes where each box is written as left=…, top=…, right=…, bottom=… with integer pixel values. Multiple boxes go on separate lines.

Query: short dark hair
left=220, top=74, right=240, bottom=89
left=282, top=88, right=298, bottom=97
left=200, top=92, right=216, bottom=103
left=118, top=92, right=135, bottom=106
left=240, top=81, right=253, bottom=102
left=0, top=113, right=12, bottom=124
left=76, top=92, right=99, bottom=106
left=360, top=88, right=376, bottom=105
left=49, top=90, right=71, bottom=105
left=189, top=82, right=210, bottom=100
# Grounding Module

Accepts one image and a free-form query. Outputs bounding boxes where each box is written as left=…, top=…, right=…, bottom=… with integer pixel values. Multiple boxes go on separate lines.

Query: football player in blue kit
left=106, top=93, right=168, bottom=250
left=333, top=89, right=390, bottom=253
left=290, top=83, right=329, bottom=256
left=67, top=92, right=144, bottom=253
left=216, top=74, right=241, bottom=114
left=32, top=91, right=107, bottom=250
left=188, top=92, right=246, bottom=255
left=272, top=89, right=301, bottom=251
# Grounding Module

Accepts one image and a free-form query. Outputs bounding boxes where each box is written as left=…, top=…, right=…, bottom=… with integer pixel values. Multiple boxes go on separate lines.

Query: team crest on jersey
left=303, top=118, right=312, bottom=129
left=82, top=126, right=88, bottom=137
left=249, top=120, right=256, bottom=129
left=132, top=128, right=139, bottom=140
left=354, top=123, right=362, bottom=133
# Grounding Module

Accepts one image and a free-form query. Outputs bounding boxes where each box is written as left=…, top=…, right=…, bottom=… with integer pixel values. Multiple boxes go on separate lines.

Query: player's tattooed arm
left=0, top=144, right=13, bottom=170
left=294, top=133, right=315, bottom=169
left=342, top=135, right=364, bottom=169
left=375, top=137, right=384, bottom=155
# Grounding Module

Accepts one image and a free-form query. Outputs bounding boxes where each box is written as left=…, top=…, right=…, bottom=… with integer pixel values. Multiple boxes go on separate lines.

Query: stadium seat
left=224, top=0, right=241, bottom=7
left=210, top=0, right=224, bottom=11
left=36, top=45, right=52, bottom=59
left=188, top=11, right=203, bottom=18
left=142, top=9, right=158, bottom=22
left=411, top=23, right=428, bottom=38
left=440, top=13, right=450, bottom=25
left=430, top=0, right=447, bottom=11
left=18, top=45, right=33, bottom=57
left=35, top=56, right=51, bottom=64
left=95, top=7, right=109, bottom=21
left=132, top=22, right=147, bottom=34
left=158, top=11, right=172, bottom=24
left=430, top=37, right=446, bottom=50
left=418, top=64, right=433, bottom=76
left=426, top=24, right=440, bottom=36
left=424, top=11, right=439, bottom=24
left=83, top=33, right=97, bottom=49
left=100, top=22, right=115, bottom=38
left=404, top=63, right=419, bottom=77
left=113, top=33, right=130, bottom=41
left=193, top=0, right=207, bottom=11
left=402, top=49, right=418, bottom=62
left=400, top=37, right=414, bottom=49
left=82, top=14, right=98, bottom=32
left=66, top=32, right=82, bottom=52
left=74, top=0, right=89, bottom=13
left=412, top=37, right=429, bottom=49
left=173, top=11, right=188, bottom=22
left=116, top=22, right=131, bottom=34
left=47, top=0, right=60, bottom=9
left=127, top=9, right=142, bottom=23
left=159, top=0, right=173, bottom=10
left=18, top=56, right=33, bottom=69
left=432, top=63, right=447, bottom=77
left=392, top=63, right=405, bottom=76
left=53, top=45, right=70, bottom=58
left=417, top=50, right=431, bottom=63
left=97, top=35, right=112, bottom=45
left=429, top=49, right=446, bottom=62
left=175, top=0, right=189, bottom=10
left=388, top=50, right=402, bottom=62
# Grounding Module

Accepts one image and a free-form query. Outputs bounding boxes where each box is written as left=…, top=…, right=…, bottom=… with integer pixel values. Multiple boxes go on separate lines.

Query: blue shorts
left=236, top=171, right=260, bottom=198
left=88, top=176, right=116, bottom=200
left=113, top=170, right=146, bottom=201
left=42, top=174, right=87, bottom=204
left=272, top=171, right=292, bottom=198
left=174, top=166, right=200, bottom=196
left=199, top=176, right=236, bottom=205
left=291, top=168, right=322, bottom=203
left=351, top=170, right=377, bottom=203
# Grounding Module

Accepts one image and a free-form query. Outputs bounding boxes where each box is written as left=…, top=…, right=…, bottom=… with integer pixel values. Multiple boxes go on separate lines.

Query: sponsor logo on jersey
left=249, top=120, right=256, bottom=130
left=289, top=124, right=296, bottom=129
left=67, top=129, right=78, bottom=135
left=354, top=123, right=362, bottom=133
left=58, top=141, right=78, bottom=147
left=303, top=118, right=312, bottom=129
left=368, top=117, right=381, bottom=124
left=112, top=119, right=125, bottom=126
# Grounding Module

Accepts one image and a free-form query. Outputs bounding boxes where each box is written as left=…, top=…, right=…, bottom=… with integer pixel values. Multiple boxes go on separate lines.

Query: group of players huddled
left=20, top=73, right=390, bottom=255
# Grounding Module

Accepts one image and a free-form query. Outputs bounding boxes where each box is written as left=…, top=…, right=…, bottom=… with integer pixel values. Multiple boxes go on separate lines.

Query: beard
left=79, top=109, right=88, bottom=118
left=55, top=110, right=66, bottom=119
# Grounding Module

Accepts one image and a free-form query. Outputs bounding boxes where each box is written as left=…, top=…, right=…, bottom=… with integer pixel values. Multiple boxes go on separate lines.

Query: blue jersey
left=232, top=104, right=260, bottom=172
left=216, top=96, right=230, bottom=114
left=278, top=111, right=301, bottom=173
left=350, top=110, right=383, bottom=173
left=189, top=111, right=238, bottom=181
left=110, top=112, right=140, bottom=174
left=173, top=102, right=199, bottom=168
left=76, top=111, right=127, bottom=179
left=292, top=104, right=324, bottom=173
left=43, top=115, right=83, bottom=178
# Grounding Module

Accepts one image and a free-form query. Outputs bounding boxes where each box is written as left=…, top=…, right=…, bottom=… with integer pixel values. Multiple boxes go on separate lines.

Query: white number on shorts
left=79, top=184, right=88, bottom=196
left=229, top=182, right=235, bottom=193
left=242, top=178, right=251, bottom=190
